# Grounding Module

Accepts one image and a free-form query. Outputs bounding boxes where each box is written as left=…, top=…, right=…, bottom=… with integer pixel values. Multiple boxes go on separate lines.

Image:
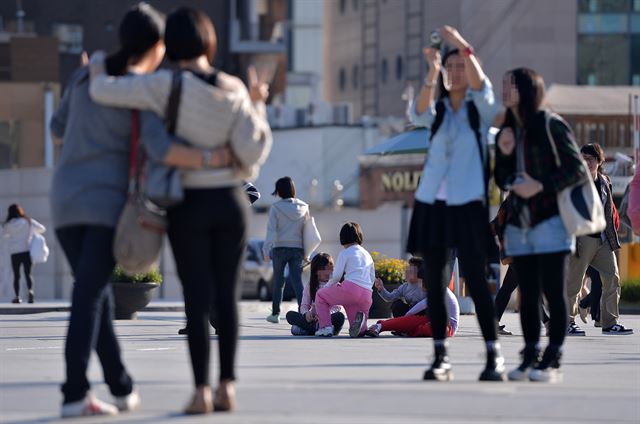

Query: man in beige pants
left=566, top=144, right=633, bottom=336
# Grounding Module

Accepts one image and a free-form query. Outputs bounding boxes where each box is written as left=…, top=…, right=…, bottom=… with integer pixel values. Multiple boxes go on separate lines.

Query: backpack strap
left=467, top=101, right=489, bottom=208
left=429, top=100, right=446, bottom=141
left=165, top=70, right=183, bottom=135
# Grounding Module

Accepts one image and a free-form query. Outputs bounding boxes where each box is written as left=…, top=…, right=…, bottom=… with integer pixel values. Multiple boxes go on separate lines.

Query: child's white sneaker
left=61, top=392, right=119, bottom=418
left=315, top=326, right=334, bottom=337
left=114, top=388, right=140, bottom=412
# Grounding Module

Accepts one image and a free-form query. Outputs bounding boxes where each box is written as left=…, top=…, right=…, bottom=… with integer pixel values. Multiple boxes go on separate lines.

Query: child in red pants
left=315, top=222, right=376, bottom=338
left=365, top=288, right=459, bottom=337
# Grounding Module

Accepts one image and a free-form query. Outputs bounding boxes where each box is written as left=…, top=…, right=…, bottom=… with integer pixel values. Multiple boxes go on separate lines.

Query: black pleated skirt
left=407, top=200, right=490, bottom=255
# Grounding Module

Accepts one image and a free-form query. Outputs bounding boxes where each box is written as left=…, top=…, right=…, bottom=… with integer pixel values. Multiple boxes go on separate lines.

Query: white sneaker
left=315, top=325, right=334, bottom=337
left=529, top=367, right=562, bottom=383
left=61, top=393, right=119, bottom=418
left=114, top=388, right=140, bottom=412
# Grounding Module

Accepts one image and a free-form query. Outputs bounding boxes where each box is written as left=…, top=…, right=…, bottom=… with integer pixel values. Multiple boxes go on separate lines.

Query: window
left=52, top=23, right=83, bottom=54
left=381, top=58, right=388, bottom=84
left=632, top=35, right=640, bottom=83
left=395, top=56, right=404, bottom=80
left=579, top=0, right=630, bottom=13
left=635, top=0, right=640, bottom=11
left=339, top=0, right=346, bottom=14
left=353, top=0, right=359, bottom=11
left=578, top=35, right=630, bottom=84
left=579, top=14, right=628, bottom=33
left=352, top=64, right=359, bottom=89
left=339, top=67, right=346, bottom=91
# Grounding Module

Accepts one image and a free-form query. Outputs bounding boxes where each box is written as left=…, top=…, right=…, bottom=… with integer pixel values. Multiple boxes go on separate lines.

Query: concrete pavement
left=1, top=301, right=639, bottom=423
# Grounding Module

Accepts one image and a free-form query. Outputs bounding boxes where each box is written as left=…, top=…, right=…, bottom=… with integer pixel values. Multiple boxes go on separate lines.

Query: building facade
left=324, top=0, right=640, bottom=120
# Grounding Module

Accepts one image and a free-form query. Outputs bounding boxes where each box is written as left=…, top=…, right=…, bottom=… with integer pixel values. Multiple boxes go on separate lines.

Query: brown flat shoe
left=183, top=386, right=212, bottom=415
left=213, top=381, right=236, bottom=412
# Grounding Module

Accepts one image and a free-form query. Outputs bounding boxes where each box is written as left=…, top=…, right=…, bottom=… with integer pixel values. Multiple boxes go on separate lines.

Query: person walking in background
left=374, top=256, right=426, bottom=317
left=49, top=4, right=233, bottom=418
left=263, top=177, right=307, bottom=323
left=565, top=144, right=633, bottom=336
left=495, top=67, right=587, bottom=383
left=3, top=204, right=45, bottom=304
left=407, top=26, right=503, bottom=382
left=286, top=252, right=346, bottom=336
left=314, top=222, right=375, bottom=338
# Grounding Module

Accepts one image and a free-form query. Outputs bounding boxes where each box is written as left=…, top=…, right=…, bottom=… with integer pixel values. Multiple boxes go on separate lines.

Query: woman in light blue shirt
left=406, top=26, right=503, bottom=382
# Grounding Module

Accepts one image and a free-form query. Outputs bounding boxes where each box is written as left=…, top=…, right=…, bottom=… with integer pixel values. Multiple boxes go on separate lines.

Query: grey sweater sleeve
left=378, top=283, right=406, bottom=303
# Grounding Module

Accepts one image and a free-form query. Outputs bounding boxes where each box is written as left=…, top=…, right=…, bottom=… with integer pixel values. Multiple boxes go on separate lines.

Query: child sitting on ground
left=286, top=253, right=345, bottom=336
left=374, top=257, right=427, bottom=317
left=315, top=222, right=376, bottom=338
left=365, top=286, right=459, bottom=338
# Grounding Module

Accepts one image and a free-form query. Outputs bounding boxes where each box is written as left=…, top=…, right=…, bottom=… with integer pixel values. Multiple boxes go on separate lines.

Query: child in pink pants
left=315, top=222, right=375, bottom=338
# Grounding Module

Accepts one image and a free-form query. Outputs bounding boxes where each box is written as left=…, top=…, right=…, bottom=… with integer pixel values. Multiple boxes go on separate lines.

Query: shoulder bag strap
left=544, top=111, right=562, bottom=168
left=165, top=70, right=183, bottom=135
left=128, top=110, right=141, bottom=194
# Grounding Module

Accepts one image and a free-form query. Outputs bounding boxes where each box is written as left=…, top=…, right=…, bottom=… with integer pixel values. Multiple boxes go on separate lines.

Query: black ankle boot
left=529, top=345, right=562, bottom=383
left=479, top=345, right=506, bottom=381
left=423, top=344, right=453, bottom=381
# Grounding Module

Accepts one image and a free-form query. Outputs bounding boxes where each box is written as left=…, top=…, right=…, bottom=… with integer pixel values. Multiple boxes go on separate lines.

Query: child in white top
left=285, top=253, right=345, bottom=335
left=315, top=222, right=375, bottom=338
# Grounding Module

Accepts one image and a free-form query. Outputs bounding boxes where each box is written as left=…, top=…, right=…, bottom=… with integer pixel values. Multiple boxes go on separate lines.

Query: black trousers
left=512, top=253, right=568, bottom=346
left=56, top=226, right=133, bottom=403
left=168, top=187, right=248, bottom=385
left=579, top=266, right=602, bottom=322
left=285, top=311, right=345, bottom=335
left=11, top=251, right=33, bottom=297
left=495, top=264, right=550, bottom=323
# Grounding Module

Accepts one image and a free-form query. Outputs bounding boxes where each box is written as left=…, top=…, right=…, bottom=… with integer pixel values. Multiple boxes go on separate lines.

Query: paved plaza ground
left=1, top=301, right=639, bottom=423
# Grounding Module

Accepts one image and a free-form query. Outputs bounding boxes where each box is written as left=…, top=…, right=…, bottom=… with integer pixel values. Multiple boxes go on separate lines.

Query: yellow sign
left=381, top=171, right=423, bottom=192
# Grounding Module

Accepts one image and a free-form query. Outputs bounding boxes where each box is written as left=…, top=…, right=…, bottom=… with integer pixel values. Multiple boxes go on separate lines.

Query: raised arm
left=440, top=25, right=485, bottom=91
left=414, top=48, right=441, bottom=117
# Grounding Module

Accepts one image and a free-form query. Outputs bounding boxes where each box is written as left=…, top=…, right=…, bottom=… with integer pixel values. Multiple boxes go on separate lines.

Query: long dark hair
left=5, top=204, right=27, bottom=224
left=581, top=143, right=606, bottom=175
left=309, top=253, right=334, bottom=303
left=105, top=3, right=165, bottom=76
left=435, top=49, right=460, bottom=101
left=502, top=67, right=546, bottom=132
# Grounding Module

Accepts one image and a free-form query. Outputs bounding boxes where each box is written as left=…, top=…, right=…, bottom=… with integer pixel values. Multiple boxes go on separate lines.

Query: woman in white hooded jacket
left=3, top=204, right=45, bottom=303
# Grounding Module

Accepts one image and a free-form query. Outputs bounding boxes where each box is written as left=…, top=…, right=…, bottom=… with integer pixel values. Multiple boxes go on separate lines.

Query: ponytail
left=105, top=49, right=131, bottom=77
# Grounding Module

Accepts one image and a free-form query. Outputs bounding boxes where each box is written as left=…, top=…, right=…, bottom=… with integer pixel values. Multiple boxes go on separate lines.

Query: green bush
left=621, top=278, right=640, bottom=303
left=111, top=266, right=163, bottom=284
left=371, top=252, right=407, bottom=286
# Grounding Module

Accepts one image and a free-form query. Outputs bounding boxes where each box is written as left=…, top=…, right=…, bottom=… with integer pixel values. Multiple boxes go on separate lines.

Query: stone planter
left=112, top=282, right=160, bottom=320
left=369, top=283, right=401, bottom=319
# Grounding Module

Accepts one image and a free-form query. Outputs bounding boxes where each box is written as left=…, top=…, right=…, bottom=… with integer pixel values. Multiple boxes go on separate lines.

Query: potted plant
left=110, top=266, right=162, bottom=320
left=369, top=252, right=407, bottom=319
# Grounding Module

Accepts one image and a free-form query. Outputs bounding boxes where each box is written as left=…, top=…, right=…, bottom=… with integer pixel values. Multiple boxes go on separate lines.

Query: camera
left=429, top=30, right=442, bottom=50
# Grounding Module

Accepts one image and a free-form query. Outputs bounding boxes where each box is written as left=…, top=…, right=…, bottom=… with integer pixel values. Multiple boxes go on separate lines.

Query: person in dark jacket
left=495, top=67, right=587, bottom=383
left=565, top=144, right=633, bottom=336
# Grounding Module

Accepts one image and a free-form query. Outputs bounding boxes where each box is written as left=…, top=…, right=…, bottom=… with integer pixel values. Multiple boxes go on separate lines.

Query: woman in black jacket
left=495, top=67, right=587, bottom=383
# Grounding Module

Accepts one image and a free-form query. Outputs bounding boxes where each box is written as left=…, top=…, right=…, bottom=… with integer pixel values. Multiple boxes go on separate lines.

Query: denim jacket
left=410, top=79, right=497, bottom=206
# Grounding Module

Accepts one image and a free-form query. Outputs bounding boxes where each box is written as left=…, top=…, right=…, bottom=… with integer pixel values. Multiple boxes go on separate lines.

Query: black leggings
left=11, top=252, right=33, bottom=296
left=512, top=253, right=568, bottom=346
left=579, top=266, right=602, bottom=322
left=168, top=187, right=248, bottom=386
left=423, top=247, right=498, bottom=342
left=495, top=265, right=549, bottom=323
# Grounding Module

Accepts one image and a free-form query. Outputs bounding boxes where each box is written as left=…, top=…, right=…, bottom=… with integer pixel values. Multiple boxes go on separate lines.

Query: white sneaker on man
left=114, top=388, right=141, bottom=412
left=61, top=392, right=119, bottom=418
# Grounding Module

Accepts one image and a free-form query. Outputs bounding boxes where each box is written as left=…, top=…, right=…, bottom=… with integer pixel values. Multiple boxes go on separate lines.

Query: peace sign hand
left=248, top=65, right=270, bottom=103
